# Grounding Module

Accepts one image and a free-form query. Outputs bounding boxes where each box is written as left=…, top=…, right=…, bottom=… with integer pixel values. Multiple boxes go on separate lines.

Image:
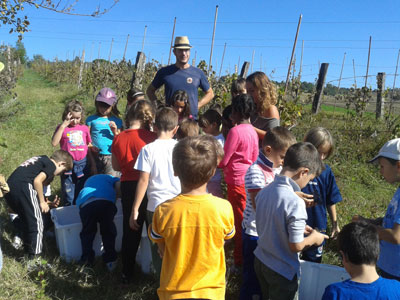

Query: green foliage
left=15, top=41, right=27, bottom=64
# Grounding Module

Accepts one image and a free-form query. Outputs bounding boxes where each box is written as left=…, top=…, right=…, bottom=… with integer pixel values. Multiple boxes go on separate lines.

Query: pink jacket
left=219, top=124, right=258, bottom=185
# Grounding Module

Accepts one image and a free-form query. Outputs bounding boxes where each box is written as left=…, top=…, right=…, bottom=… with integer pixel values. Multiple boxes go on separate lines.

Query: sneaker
left=12, top=236, right=23, bottom=250
left=106, top=261, right=117, bottom=272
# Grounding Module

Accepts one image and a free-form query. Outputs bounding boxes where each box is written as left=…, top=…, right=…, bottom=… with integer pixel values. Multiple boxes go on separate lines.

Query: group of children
left=2, top=78, right=400, bottom=300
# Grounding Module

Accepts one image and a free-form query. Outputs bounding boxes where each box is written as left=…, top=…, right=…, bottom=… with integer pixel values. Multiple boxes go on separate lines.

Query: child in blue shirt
left=354, top=138, right=400, bottom=281
left=254, top=142, right=329, bottom=300
left=86, top=88, right=122, bottom=176
left=322, top=222, right=400, bottom=300
left=240, top=127, right=296, bottom=300
left=301, top=127, right=342, bottom=263
left=76, top=174, right=120, bottom=271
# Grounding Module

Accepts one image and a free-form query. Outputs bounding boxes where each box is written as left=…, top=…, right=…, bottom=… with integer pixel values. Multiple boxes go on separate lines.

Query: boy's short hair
left=338, top=222, right=379, bottom=265
left=199, top=109, right=222, bottom=128
left=283, top=142, right=324, bottom=176
left=176, top=118, right=199, bottom=140
left=173, top=135, right=221, bottom=189
left=155, top=107, right=178, bottom=132
left=50, top=150, right=73, bottom=171
left=262, top=126, right=296, bottom=150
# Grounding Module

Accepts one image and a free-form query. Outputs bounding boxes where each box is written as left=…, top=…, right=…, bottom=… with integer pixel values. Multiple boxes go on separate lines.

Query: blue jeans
left=240, top=231, right=262, bottom=300
left=61, top=157, right=90, bottom=205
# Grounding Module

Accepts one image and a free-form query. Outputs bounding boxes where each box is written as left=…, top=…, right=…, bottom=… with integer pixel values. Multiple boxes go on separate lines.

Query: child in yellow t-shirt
left=149, top=135, right=235, bottom=300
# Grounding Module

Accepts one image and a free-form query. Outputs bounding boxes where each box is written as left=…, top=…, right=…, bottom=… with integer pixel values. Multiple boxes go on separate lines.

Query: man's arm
left=198, top=88, right=214, bottom=109
left=146, top=84, right=158, bottom=102
left=33, top=172, right=50, bottom=213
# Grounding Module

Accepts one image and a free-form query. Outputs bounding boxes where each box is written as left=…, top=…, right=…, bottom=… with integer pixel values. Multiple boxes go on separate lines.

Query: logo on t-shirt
left=67, top=130, right=85, bottom=147
left=187, top=77, right=193, bottom=84
left=20, top=157, right=40, bottom=167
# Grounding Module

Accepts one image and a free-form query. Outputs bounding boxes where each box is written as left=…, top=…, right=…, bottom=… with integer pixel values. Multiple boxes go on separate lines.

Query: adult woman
left=246, top=72, right=280, bottom=140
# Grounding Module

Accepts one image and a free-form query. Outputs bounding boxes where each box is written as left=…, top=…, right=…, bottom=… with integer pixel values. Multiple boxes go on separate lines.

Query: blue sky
left=2, top=0, right=400, bottom=88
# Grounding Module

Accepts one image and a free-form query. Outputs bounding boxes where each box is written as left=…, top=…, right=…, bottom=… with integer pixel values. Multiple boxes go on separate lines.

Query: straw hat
left=173, top=36, right=192, bottom=49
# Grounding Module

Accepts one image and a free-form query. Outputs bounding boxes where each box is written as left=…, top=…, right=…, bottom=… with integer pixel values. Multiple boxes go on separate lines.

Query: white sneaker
left=12, top=236, right=23, bottom=250
left=105, top=261, right=117, bottom=272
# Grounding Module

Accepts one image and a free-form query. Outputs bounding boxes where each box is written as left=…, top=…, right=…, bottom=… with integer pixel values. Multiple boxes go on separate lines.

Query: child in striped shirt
left=241, top=127, right=296, bottom=300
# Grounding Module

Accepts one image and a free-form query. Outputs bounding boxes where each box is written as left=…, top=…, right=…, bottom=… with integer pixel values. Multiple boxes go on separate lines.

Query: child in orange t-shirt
left=149, top=135, right=235, bottom=300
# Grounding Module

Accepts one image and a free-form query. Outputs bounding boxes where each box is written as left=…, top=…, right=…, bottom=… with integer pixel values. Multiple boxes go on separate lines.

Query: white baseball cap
left=369, top=138, right=400, bottom=163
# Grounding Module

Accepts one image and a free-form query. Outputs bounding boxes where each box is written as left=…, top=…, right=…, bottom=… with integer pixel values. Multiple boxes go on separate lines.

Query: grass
left=0, top=70, right=397, bottom=299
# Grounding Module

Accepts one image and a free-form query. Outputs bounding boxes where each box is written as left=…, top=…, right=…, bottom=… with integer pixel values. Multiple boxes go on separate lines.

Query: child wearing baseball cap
left=86, top=88, right=122, bottom=176
left=353, top=138, right=400, bottom=281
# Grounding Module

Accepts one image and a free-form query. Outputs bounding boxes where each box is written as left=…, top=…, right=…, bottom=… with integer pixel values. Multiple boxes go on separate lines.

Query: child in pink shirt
left=52, top=100, right=92, bottom=205
left=219, top=94, right=259, bottom=267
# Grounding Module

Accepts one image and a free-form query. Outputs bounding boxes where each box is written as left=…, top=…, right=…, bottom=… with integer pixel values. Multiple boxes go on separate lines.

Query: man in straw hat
left=146, top=36, right=214, bottom=119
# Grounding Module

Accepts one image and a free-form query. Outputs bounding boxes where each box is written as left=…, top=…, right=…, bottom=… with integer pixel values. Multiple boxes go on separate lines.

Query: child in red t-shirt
left=111, top=100, right=157, bottom=284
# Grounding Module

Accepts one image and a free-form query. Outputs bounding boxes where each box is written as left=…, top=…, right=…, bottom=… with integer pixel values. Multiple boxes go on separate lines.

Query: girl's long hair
left=246, top=71, right=277, bottom=115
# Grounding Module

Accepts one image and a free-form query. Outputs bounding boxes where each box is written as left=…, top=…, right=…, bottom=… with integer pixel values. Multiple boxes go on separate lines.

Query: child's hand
left=46, top=195, right=60, bottom=208
left=62, top=112, right=73, bottom=127
left=157, top=243, right=165, bottom=258
left=330, top=222, right=340, bottom=238
left=129, top=210, right=140, bottom=231
left=109, top=121, right=119, bottom=135
left=295, top=191, right=315, bottom=208
left=304, top=225, right=313, bottom=235
left=310, top=229, right=329, bottom=246
left=90, top=146, right=100, bottom=154
left=40, top=201, right=50, bottom=213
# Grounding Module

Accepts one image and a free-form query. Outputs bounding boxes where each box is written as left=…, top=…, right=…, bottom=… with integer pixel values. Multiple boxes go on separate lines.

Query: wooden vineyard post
left=123, top=34, right=130, bottom=61
left=77, top=49, right=85, bottom=89
left=285, top=14, right=303, bottom=95
left=108, top=38, right=114, bottom=63
left=168, top=17, right=177, bottom=65
left=130, top=52, right=146, bottom=90
left=312, top=63, right=329, bottom=114
left=376, top=72, right=386, bottom=119
left=239, top=62, right=250, bottom=79
left=219, top=43, right=227, bottom=77
left=389, top=49, right=400, bottom=118
left=209, top=5, right=219, bottom=74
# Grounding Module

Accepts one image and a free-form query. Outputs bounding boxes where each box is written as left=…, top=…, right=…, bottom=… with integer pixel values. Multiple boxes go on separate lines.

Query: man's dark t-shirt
left=151, top=65, right=210, bottom=119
